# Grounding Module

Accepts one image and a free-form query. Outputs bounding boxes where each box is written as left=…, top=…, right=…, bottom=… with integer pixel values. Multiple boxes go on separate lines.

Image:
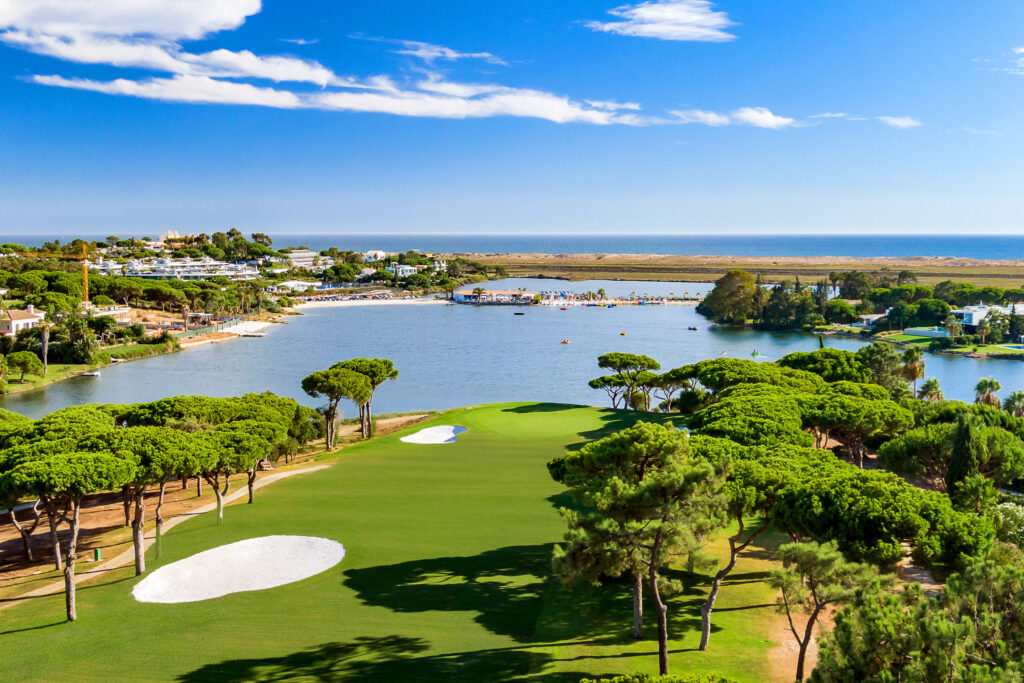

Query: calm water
left=6, top=233, right=1024, bottom=260
left=3, top=279, right=1024, bottom=419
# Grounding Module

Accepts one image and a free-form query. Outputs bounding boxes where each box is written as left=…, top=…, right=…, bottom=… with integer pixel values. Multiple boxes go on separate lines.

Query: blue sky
left=1, top=0, right=1023, bottom=235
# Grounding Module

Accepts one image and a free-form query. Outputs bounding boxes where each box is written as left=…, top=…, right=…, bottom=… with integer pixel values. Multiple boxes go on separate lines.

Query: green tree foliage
left=768, top=540, right=886, bottom=682
left=812, top=559, right=1024, bottom=682
left=855, top=342, right=909, bottom=397
left=596, top=353, right=661, bottom=407
left=778, top=349, right=870, bottom=384
left=6, top=350, right=43, bottom=382
left=824, top=299, right=858, bottom=324
left=691, top=394, right=813, bottom=448
left=800, top=393, right=912, bottom=467
left=693, top=357, right=825, bottom=395
left=0, top=452, right=134, bottom=621
left=696, top=269, right=759, bottom=324
left=331, top=358, right=398, bottom=438
left=974, top=376, right=1002, bottom=408
left=552, top=422, right=729, bottom=674
left=301, top=367, right=372, bottom=449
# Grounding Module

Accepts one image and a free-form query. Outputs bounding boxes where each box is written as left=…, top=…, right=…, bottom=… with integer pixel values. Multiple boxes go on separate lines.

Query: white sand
left=295, top=298, right=451, bottom=310
left=132, top=535, right=345, bottom=604
left=221, top=320, right=275, bottom=334
left=400, top=425, right=467, bottom=444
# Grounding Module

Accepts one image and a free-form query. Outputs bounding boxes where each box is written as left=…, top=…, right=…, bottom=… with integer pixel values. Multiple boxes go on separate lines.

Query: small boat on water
left=688, top=326, right=699, bottom=331
left=560, top=340, right=571, bottom=344
left=560, top=307, right=568, bottom=311
left=82, top=371, right=101, bottom=377
left=620, top=331, right=627, bottom=336
left=514, top=312, right=525, bottom=316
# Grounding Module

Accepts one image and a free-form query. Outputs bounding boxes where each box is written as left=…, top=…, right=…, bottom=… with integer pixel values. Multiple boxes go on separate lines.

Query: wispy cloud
left=964, top=126, right=1001, bottom=136
left=280, top=38, right=319, bottom=46
left=731, top=107, right=795, bottom=129
left=669, top=108, right=731, bottom=126
left=668, top=107, right=794, bottom=129
left=586, top=0, right=736, bottom=42
left=877, top=116, right=923, bottom=129
left=390, top=39, right=506, bottom=66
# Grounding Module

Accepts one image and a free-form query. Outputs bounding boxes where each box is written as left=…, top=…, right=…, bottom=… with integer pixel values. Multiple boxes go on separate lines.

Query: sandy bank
left=294, top=298, right=452, bottom=310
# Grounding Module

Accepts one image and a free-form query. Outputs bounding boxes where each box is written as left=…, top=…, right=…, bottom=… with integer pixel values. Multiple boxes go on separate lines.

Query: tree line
left=569, top=347, right=1024, bottom=678
left=0, top=393, right=322, bottom=622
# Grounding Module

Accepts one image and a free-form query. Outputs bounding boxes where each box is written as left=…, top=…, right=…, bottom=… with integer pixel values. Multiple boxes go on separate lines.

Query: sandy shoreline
left=294, top=298, right=452, bottom=310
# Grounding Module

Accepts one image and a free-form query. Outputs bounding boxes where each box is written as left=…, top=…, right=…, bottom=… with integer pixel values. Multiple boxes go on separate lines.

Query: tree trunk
left=795, top=605, right=823, bottom=682
left=700, top=517, right=769, bottom=651
left=196, top=475, right=202, bottom=497
left=41, top=326, right=49, bottom=377
left=45, top=499, right=63, bottom=571
left=131, top=487, right=146, bottom=575
left=121, top=485, right=131, bottom=527
left=8, top=502, right=41, bottom=563
left=649, top=565, right=670, bottom=675
left=64, top=499, right=81, bottom=622
left=180, top=473, right=188, bottom=489
left=155, top=480, right=168, bottom=559
left=632, top=572, right=644, bottom=639
left=247, top=469, right=256, bottom=504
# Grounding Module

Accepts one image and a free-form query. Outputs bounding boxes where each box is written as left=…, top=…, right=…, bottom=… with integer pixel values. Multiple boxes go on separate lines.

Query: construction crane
left=35, top=243, right=92, bottom=303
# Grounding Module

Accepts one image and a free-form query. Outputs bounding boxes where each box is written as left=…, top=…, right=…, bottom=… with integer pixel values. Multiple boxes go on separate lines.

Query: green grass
left=886, top=334, right=933, bottom=345
left=0, top=403, right=783, bottom=682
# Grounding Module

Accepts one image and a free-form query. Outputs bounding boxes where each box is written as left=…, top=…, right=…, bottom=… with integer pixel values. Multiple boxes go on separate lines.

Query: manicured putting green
left=1, top=402, right=780, bottom=682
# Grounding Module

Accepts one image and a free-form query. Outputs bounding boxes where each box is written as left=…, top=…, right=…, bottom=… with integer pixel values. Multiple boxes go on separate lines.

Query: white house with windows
left=951, top=302, right=1024, bottom=328
left=363, top=250, right=387, bottom=263
left=386, top=264, right=417, bottom=278
left=0, top=305, right=45, bottom=335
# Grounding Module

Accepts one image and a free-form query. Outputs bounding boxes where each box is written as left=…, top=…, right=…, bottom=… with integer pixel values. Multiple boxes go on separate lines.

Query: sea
left=5, top=233, right=1024, bottom=260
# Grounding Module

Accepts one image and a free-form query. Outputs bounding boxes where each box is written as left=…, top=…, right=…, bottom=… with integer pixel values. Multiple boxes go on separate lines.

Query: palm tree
left=944, top=314, right=963, bottom=343
left=901, top=346, right=925, bottom=396
left=1004, top=390, right=1024, bottom=417
left=975, top=376, right=1002, bottom=407
left=471, top=286, right=485, bottom=303
left=976, top=318, right=991, bottom=345
left=918, top=377, right=943, bottom=402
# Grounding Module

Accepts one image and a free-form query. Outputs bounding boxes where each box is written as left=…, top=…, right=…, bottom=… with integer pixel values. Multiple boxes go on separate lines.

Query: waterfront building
left=363, top=250, right=387, bottom=263
left=386, top=264, right=418, bottom=278
left=281, top=249, right=326, bottom=270
left=453, top=289, right=536, bottom=304
left=950, top=302, right=1024, bottom=328
left=92, top=256, right=259, bottom=281
left=0, top=305, right=45, bottom=335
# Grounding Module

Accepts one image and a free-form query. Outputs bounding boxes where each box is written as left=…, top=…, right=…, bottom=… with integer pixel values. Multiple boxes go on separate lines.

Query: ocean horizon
left=3, top=233, right=1022, bottom=261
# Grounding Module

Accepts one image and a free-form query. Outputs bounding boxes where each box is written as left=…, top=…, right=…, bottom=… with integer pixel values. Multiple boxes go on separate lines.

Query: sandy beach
left=294, top=298, right=452, bottom=310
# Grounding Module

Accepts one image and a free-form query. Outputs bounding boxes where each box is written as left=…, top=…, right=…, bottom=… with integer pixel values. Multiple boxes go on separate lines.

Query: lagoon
left=4, top=279, right=1024, bottom=419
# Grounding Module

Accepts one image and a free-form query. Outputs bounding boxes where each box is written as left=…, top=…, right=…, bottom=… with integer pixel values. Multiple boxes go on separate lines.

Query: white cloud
left=280, top=38, right=318, bottom=46
left=389, top=39, right=506, bottom=65
left=586, top=0, right=736, bottom=42
left=1014, top=46, right=1024, bottom=54
left=33, top=74, right=303, bottom=108
left=877, top=116, right=923, bottom=129
left=964, top=126, right=1001, bottom=136
left=670, top=108, right=730, bottom=126
left=731, top=107, right=795, bottom=129
left=810, top=112, right=850, bottom=119
left=586, top=99, right=643, bottom=111
left=0, top=0, right=260, bottom=40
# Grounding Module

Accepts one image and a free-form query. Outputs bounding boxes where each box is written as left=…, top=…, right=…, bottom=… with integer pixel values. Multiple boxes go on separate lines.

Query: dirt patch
left=334, top=414, right=434, bottom=440
left=766, top=603, right=831, bottom=682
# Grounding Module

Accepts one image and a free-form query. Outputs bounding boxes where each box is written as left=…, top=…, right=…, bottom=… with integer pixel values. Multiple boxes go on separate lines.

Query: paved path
left=0, top=464, right=330, bottom=612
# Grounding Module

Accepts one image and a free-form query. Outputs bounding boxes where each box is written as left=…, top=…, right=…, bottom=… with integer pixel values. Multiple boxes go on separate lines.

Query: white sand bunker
left=400, top=425, right=467, bottom=444
left=132, top=535, right=345, bottom=604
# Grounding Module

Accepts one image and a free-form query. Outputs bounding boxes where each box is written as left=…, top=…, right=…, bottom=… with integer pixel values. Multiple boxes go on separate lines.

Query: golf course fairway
left=0, top=403, right=784, bottom=682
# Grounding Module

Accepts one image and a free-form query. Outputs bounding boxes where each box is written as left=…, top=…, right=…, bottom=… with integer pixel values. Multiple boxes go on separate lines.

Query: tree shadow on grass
left=177, top=635, right=594, bottom=682
left=344, top=543, right=716, bottom=651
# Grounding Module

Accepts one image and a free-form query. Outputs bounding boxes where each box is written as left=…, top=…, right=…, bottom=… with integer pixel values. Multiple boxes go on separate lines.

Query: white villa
left=265, top=280, right=321, bottom=293
left=91, top=257, right=259, bottom=281
left=386, top=264, right=417, bottom=278
left=0, top=305, right=45, bottom=336
left=950, top=302, right=1024, bottom=328
left=363, top=250, right=387, bottom=263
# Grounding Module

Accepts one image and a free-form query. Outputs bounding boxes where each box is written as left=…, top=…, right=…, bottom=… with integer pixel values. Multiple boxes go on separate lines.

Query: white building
left=0, top=306, right=45, bottom=335
left=281, top=249, right=323, bottom=270
left=454, top=289, right=536, bottom=304
left=386, top=264, right=418, bottom=278
left=431, top=260, right=448, bottom=273
left=951, top=303, right=1024, bottom=327
left=363, top=250, right=387, bottom=263
left=99, top=257, right=260, bottom=281
left=265, top=280, right=321, bottom=293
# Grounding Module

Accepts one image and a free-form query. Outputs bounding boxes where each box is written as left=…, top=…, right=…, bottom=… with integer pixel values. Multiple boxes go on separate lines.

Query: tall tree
left=917, top=377, right=943, bottom=402
left=301, top=367, right=372, bottom=449
left=331, top=358, right=398, bottom=439
left=596, top=353, right=661, bottom=407
left=768, top=540, right=886, bottom=682
left=974, top=376, right=1002, bottom=407
left=901, top=346, right=925, bottom=396
left=1, top=453, right=134, bottom=621
left=552, top=422, right=728, bottom=674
